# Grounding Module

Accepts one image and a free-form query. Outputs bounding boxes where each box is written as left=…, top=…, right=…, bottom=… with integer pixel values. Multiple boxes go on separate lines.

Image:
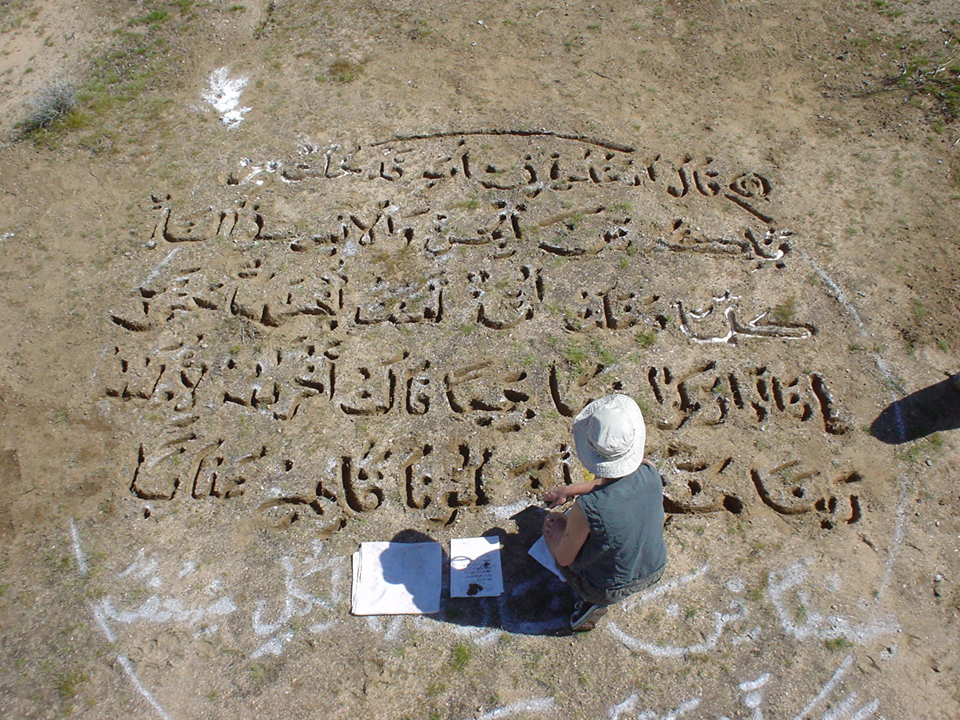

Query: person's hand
left=543, top=485, right=572, bottom=508
left=542, top=512, right=567, bottom=540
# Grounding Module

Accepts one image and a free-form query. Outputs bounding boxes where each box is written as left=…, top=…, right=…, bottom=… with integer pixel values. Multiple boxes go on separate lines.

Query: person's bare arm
left=543, top=503, right=590, bottom=567
left=542, top=479, right=604, bottom=508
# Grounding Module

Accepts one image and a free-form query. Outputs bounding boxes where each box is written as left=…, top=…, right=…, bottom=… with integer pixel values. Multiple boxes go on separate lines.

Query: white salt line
left=118, top=655, right=173, bottom=720
left=609, top=602, right=746, bottom=657
left=790, top=654, right=853, bottom=720
left=90, top=602, right=116, bottom=643
left=487, top=499, right=534, bottom=520
left=471, top=698, right=556, bottom=720
left=739, top=673, right=771, bottom=692
left=799, top=249, right=912, bottom=606
left=69, top=518, right=87, bottom=575
left=800, top=250, right=866, bottom=332
left=141, top=248, right=180, bottom=287
left=621, top=564, right=708, bottom=610
left=823, top=693, right=860, bottom=720
left=874, top=479, right=908, bottom=604
left=670, top=698, right=702, bottom=718
left=608, top=693, right=638, bottom=720
left=849, top=700, right=881, bottom=720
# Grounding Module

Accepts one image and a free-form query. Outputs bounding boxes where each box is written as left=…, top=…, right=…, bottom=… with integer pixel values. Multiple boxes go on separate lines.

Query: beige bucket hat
left=572, top=394, right=646, bottom=478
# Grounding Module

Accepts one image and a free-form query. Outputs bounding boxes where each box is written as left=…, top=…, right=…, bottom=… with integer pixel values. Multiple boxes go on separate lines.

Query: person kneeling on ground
left=541, top=393, right=667, bottom=632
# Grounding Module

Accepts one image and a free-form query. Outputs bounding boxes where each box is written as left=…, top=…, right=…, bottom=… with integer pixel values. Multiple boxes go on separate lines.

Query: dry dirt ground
left=1, top=1, right=959, bottom=718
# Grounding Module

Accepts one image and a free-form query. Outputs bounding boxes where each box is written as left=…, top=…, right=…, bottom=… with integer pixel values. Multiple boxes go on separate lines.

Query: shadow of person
left=364, top=530, right=446, bottom=615
left=870, top=375, right=960, bottom=444
left=437, top=506, right=575, bottom=637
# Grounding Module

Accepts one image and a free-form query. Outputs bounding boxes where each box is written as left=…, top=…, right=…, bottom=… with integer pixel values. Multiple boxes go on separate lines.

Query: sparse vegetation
left=18, top=79, right=78, bottom=136
left=891, top=45, right=960, bottom=120
left=451, top=642, right=473, bottom=671
left=56, top=670, right=87, bottom=700
left=825, top=637, right=852, bottom=651
left=129, top=9, right=169, bottom=27
left=772, top=295, right=797, bottom=324
left=636, top=330, right=657, bottom=349
left=563, top=342, right=588, bottom=370
left=449, top=198, right=481, bottom=211
left=913, top=298, right=927, bottom=323
left=14, top=3, right=197, bottom=149
left=590, top=339, right=617, bottom=365
left=330, top=59, right=364, bottom=83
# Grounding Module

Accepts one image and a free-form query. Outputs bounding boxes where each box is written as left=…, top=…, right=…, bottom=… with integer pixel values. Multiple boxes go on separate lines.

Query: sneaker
left=570, top=601, right=608, bottom=632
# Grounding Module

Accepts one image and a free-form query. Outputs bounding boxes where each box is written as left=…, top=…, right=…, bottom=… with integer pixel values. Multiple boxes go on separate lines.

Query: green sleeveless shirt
left=566, top=463, right=667, bottom=592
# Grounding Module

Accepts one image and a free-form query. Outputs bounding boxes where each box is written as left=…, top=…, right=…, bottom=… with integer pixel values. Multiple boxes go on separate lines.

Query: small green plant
left=772, top=295, right=797, bottom=324
left=129, top=9, right=169, bottom=27
left=590, top=339, right=616, bottom=365
left=426, top=680, right=446, bottom=696
left=450, top=198, right=481, bottom=211
left=56, top=670, right=87, bottom=699
left=825, top=637, right=851, bottom=651
left=635, top=330, right=656, bottom=349
left=913, top=298, right=927, bottom=323
left=563, top=343, right=588, bottom=370
left=406, top=17, right=433, bottom=39
left=329, top=59, right=364, bottom=83
left=451, top=642, right=473, bottom=671
left=937, top=339, right=949, bottom=351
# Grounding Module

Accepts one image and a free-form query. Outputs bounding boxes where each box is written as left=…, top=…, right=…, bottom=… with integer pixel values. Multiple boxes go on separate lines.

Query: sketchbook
left=528, top=536, right=567, bottom=582
left=351, top=541, right=442, bottom=615
left=450, top=536, right=504, bottom=598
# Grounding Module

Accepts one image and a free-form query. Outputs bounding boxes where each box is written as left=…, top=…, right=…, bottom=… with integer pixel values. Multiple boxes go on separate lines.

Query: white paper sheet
left=450, top=536, right=504, bottom=597
left=528, top=536, right=567, bottom=582
left=351, top=541, right=442, bottom=615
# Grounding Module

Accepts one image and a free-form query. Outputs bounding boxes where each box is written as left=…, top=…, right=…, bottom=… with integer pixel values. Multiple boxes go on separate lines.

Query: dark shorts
left=558, top=564, right=665, bottom=607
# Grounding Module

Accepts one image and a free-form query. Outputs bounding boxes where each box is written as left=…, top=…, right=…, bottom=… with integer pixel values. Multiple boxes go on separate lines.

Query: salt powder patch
left=201, top=67, right=251, bottom=129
